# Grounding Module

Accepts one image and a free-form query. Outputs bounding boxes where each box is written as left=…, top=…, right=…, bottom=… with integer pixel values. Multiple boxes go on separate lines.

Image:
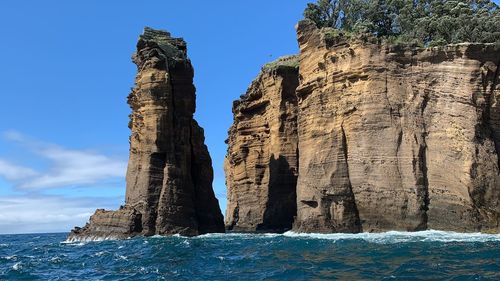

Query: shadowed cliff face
left=225, top=20, right=499, bottom=234
left=225, top=58, right=300, bottom=232
left=68, top=28, right=224, bottom=240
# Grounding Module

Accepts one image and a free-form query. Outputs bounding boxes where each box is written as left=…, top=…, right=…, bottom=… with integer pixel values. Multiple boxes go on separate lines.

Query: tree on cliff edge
left=304, top=0, right=500, bottom=46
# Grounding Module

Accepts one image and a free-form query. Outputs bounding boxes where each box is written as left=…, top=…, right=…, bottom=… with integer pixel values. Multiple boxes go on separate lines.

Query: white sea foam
left=12, top=262, right=22, bottom=271
left=150, top=234, right=169, bottom=239
left=3, top=255, right=16, bottom=261
left=62, top=235, right=119, bottom=244
left=62, top=230, right=499, bottom=244
left=50, top=256, right=62, bottom=263
left=282, top=230, right=500, bottom=243
left=116, top=255, right=128, bottom=261
left=195, top=233, right=281, bottom=239
left=93, top=251, right=107, bottom=257
left=0, top=243, right=8, bottom=247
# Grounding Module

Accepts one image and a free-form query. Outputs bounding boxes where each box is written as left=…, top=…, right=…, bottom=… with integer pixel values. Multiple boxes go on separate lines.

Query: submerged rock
left=68, top=28, right=224, bottom=240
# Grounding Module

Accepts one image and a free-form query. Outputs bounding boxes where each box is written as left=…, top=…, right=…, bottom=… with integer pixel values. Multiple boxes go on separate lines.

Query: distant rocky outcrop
left=225, top=20, right=500, bottom=233
left=68, top=28, right=224, bottom=241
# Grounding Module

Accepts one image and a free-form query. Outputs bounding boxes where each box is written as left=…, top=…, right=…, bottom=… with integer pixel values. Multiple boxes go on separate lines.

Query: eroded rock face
left=69, top=207, right=143, bottom=240
left=225, top=20, right=499, bottom=233
left=224, top=56, right=299, bottom=232
left=293, top=20, right=499, bottom=233
left=68, top=28, right=224, bottom=240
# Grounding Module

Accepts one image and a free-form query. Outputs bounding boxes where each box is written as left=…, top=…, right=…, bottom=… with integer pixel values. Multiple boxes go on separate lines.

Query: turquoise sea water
left=0, top=231, right=499, bottom=280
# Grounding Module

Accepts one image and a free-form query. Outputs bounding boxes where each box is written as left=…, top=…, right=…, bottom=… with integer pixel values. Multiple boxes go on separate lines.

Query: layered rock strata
left=225, top=56, right=299, bottom=232
left=69, top=28, right=224, bottom=240
left=294, top=20, right=499, bottom=233
left=225, top=20, right=499, bottom=233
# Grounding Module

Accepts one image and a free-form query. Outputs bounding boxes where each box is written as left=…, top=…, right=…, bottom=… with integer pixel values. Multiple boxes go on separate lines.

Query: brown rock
left=225, top=20, right=499, bottom=234
left=224, top=56, right=300, bottom=232
left=68, top=27, right=224, bottom=240
left=67, top=207, right=142, bottom=241
left=293, top=20, right=500, bottom=233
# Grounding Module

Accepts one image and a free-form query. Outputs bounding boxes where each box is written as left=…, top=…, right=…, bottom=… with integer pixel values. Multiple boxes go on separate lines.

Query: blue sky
left=0, top=0, right=311, bottom=234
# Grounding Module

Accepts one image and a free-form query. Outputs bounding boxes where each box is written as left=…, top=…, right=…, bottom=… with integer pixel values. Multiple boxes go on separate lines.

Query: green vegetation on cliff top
left=304, top=0, right=500, bottom=46
left=261, top=55, right=300, bottom=72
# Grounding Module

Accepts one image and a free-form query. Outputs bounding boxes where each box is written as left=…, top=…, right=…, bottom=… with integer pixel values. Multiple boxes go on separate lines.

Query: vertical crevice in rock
left=395, top=129, right=404, bottom=186
left=416, top=137, right=429, bottom=231
left=340, top=125, right=362, bottom=232
left=416, top=91, right=430, bottom=231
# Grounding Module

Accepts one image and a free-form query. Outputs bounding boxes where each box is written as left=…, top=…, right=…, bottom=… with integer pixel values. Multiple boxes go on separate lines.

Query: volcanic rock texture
left=225, top=20, right=500, bottom=233
left=69, top=28, right=224, bottom=240
left=225, top=56, right=300, bottom=232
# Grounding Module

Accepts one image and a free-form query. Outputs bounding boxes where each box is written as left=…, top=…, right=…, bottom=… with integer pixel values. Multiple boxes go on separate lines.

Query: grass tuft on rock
left=261, top=55, right=300, bottom=72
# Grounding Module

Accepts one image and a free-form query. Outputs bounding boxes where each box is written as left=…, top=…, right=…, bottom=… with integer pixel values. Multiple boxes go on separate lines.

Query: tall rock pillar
left=68, top=28, right=224, bottom=240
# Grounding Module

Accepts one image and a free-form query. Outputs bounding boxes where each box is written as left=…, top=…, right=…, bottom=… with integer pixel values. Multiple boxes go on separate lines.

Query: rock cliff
left=68, top=28, right=224, bottom=240
left=225, top=20, right=500, bottom=233
left=225, top=56, right=299, bottom=232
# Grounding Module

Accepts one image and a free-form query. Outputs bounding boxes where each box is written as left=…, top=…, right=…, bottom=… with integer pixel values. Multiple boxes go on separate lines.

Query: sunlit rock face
left=225, top=20, right=499, bottom=234
left=224, top=56, right=300, bottom=232
left=68, top=28, right=224, bottom=241
left=293, top=20, right=499, bottom=233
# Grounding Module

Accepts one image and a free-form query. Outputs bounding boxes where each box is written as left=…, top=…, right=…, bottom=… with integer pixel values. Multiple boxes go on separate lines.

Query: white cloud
left=0, top=131, right=128, bottom=234
left=20, top=146, right=127, bottom=189
left=0, top=131, right=127, bottom=190
left=3, top=130, right=26, bottom=143
left=0, top=159, right=39, bottom=181
left=0, top=195, right=122, bottom=234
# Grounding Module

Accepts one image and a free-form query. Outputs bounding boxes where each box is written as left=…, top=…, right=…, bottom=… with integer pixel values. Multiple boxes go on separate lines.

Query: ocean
left=0, top=231, right=498, bottom=280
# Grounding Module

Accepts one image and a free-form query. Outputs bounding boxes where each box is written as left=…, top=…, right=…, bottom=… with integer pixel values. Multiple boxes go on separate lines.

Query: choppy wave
left=193, top=230, right=500, bottom=243
left=0, top=232, right=498, bottom=280
left=195, top=232, right=281, bottom=239
left=12, top=262, right=22, bottom=271
left=62, top=235, right=121, bottom=244
left=61, top=230, right=500, bottom=244
left=2, top=255, right=16, bottom=261
left=282, top=230, right=500, bottom=243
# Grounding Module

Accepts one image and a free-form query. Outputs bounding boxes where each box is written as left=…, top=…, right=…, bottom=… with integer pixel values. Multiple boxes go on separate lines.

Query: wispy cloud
left=0, top=131, right=127, bottom=190
left=0, top=159, right=39, bottom=181
left=0, top=195, right=122, bottom=234
left=20, top=146, right=127, bottom=189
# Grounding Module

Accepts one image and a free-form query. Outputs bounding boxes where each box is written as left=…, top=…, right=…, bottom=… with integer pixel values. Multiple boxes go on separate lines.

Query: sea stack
left=68, top=28, right=224, bottom=240
left=224, top=20, right=500, bottom=233
left=225, top=56, right=300, bottom=232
